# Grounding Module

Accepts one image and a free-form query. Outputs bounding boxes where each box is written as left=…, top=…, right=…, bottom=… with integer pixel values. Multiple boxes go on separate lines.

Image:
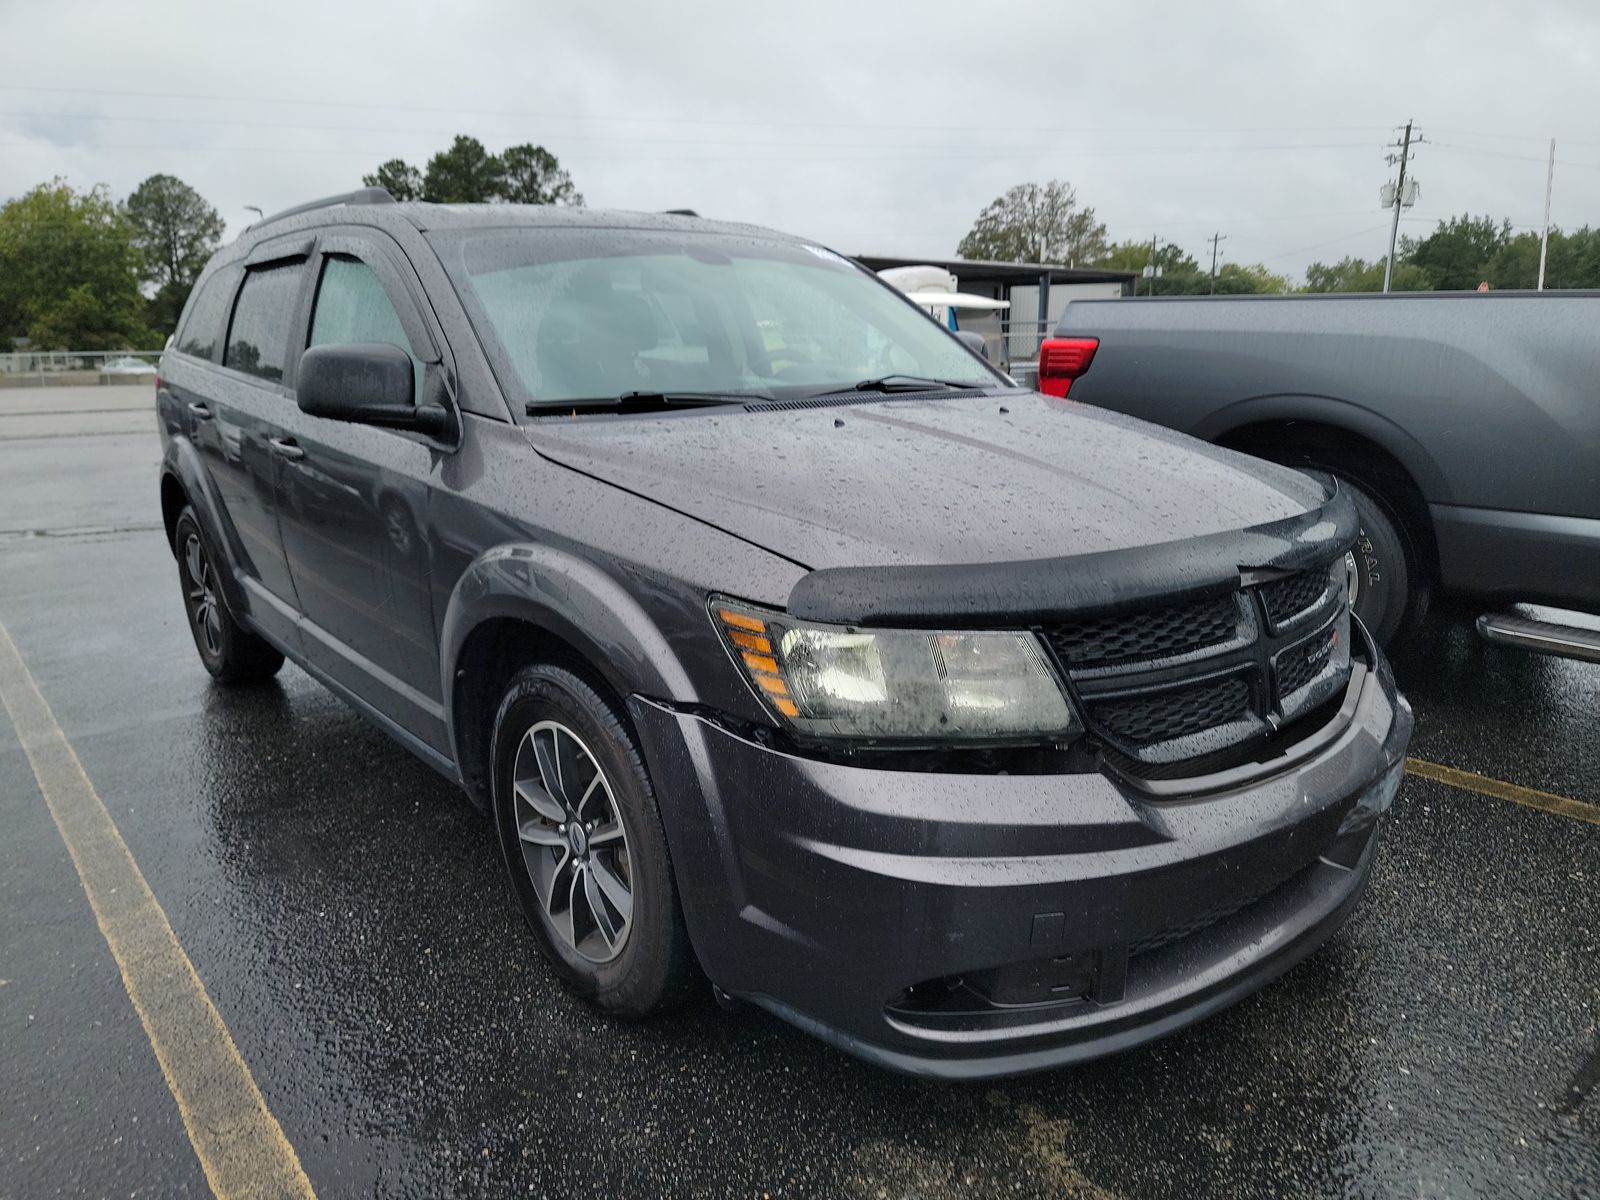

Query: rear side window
left=225, top=261, right=305, bottom=383
left=309, top=255, right=424, bottom=398
left=176, top=270, right=234, bottom=360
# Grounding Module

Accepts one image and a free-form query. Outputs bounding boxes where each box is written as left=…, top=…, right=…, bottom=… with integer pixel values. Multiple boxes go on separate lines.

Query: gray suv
left=156, top=189, right=1411, bottom=1078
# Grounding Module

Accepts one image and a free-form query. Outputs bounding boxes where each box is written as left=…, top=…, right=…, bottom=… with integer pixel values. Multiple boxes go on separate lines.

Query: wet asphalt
left=1, top=417, right=1596, bottom=1199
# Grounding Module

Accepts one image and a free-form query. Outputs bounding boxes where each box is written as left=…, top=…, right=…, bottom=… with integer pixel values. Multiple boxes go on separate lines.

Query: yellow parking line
left=1406, top=757, right=1600, bottom=828
left=0, top=622, right=316, bottom=1200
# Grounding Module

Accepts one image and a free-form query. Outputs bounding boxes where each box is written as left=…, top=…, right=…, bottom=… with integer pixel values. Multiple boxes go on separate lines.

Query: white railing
left=0, top=350, right=163, bottom=386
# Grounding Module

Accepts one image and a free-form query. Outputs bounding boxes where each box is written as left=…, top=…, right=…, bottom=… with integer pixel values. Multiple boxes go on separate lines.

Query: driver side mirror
left=953, top=330, right=990, bottom=361
left=297, top=342, right=448, bottom=436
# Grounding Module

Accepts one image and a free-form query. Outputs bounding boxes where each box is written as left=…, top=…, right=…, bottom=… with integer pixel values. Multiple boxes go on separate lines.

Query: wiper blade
left=526, top=390, right=766, bottom=415
left=842, top=375, right=984, bottom=394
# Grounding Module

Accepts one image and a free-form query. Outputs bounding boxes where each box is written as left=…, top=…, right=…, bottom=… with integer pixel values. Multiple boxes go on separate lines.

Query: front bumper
left=629, top=630, right=1412, bottom=1080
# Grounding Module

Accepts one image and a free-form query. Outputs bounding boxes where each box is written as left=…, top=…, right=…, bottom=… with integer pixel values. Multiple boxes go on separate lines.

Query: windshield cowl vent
left=744, top=390, right=989, bottom=414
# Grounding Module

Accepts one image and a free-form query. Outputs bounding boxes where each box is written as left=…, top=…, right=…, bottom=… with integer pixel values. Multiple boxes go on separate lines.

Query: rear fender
left=160, top=436, right=252, bottom=617
left=1193, top=393, right=1449, bottom=502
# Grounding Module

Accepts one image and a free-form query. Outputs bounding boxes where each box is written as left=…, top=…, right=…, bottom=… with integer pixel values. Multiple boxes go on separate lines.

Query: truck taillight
left=1037, top=337, right=1099, bottom=398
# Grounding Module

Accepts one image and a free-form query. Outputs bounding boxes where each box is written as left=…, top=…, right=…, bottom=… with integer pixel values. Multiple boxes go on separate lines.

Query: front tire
left=173, top=507, right=284, bottom=685
left=1326, top=473, right=1427, bottom=646
left=490, top=663, right=696, bottom=1016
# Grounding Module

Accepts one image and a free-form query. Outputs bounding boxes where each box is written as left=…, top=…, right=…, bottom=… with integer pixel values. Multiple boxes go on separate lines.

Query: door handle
left=187, top=402, right=212, bottom=420
left=269, top=437, right=306, bottom=462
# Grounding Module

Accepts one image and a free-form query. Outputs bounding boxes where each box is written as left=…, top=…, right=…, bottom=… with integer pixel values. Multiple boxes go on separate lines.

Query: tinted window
left=224, top=261, right=305, bottom=383
left=309, top=255, right=423, bottom=398
left=176, top=269, right=235, bottom=360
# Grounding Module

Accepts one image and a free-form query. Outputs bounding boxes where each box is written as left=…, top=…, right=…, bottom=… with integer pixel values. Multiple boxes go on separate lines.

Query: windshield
left=433, top=227, right=1002, bottom=408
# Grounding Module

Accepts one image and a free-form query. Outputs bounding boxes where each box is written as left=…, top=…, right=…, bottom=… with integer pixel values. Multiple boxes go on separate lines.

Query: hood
left=527, top=393, right=1325, bottom=571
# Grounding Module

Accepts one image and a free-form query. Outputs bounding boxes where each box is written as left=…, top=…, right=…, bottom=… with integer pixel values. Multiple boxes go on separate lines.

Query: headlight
left=712, top=600, right=1080, bottom=742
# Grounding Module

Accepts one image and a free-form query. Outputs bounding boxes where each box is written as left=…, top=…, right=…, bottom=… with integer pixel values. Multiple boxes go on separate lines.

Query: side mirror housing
left=953, top=329, right=990, bottom=361
left=297, top=343, right=448, bottom=436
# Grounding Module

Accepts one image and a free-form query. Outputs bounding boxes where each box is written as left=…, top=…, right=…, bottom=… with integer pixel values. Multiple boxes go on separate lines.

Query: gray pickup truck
left=1044, top=292, right=1600, bottom=660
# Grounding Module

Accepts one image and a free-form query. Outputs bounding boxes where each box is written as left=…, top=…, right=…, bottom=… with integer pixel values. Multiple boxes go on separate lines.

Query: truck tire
left=1324, top=474, right=1426, bottom=646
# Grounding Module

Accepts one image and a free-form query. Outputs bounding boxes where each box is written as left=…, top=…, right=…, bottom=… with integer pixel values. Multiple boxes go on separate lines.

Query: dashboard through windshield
left=433, top=227, right=1001, bottom=409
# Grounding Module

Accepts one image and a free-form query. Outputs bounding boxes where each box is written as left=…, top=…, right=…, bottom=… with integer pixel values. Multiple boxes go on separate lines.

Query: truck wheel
left=173, top=507, right=285, bottom=684
left=489, top=663, right=697, bottom=1016
left=1324, top=475, right=1425, bottom=646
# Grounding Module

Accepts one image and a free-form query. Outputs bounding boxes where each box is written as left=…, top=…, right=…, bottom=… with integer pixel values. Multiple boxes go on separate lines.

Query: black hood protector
left=786, top=481, right=1358, bottom=624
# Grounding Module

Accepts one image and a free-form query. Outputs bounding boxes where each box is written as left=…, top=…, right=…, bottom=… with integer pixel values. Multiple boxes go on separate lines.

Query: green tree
left=123, top=174, right=225, bottom=337
left=422, top=135, right=505, bottom=203
left=1093, top=240, right=1204, bottom=294
left=956, top=180, right=1108, bottom=265
left=362, top=158, right=424, bottom=201
left=1302, top=255, right=1430, bottom=292
left=1400, top=214, right=1512, bottom=291
left=498, top=143, right=584, bottom=206
left=1484, top=226, right=1600, bottom=290
left=0, top=179, right=150, bottom=349
left=1213, top=261, right=1292, bottom=294
left=364, top=137, right=583, bottom=206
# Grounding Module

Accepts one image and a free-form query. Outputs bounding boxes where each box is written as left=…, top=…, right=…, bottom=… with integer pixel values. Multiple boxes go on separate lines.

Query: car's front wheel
left=490, top=663, right=697, bottom=1015
left=172, top=507, right=284, bottom=684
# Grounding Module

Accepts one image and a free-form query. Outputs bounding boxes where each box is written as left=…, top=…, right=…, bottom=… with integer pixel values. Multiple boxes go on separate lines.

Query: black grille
left=1128, top=867, right=1294, bottom=956
left=1042, top=596, right=1237, bottom=668
left=1090, top=676, right=1251, bottom=745
left=1257, top=569, right=1329, bottom=629
left=1276, top=628, right=1336, bottom=696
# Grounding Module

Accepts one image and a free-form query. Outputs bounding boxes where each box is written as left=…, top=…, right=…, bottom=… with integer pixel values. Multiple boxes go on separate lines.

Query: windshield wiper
left=526, top=390, right=767, bottom=415
left=840, top=375, right=986, bottom=394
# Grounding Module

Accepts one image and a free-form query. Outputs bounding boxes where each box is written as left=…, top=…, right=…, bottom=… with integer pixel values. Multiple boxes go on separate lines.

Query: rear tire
left=490, top=662, right=697, bottom=1016
left=173, top=507, right=284, bottom=685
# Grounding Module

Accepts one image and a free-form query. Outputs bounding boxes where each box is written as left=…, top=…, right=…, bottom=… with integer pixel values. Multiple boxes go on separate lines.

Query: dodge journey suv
left=156, top=190, right=1411, bottom=1078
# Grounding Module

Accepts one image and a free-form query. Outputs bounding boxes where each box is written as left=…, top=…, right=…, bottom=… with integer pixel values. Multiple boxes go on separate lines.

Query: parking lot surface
left=2, top=408, right=1596, bottom=1199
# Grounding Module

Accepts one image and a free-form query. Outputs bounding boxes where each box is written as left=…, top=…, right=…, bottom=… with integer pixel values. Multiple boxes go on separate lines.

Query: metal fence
left=0, top=349, right=163, bottom=386
left=999, top=319, right=1051, bottom=364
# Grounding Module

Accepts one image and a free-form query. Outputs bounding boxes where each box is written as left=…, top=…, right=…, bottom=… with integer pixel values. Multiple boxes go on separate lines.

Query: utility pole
left=1538, top=138, right=1555, bottom=291
left=1207, top=232, right=1228, bottom=293
left=1145, top=234, right=1160, bottom=297
left=1383, top=120, right=1422, bottom=293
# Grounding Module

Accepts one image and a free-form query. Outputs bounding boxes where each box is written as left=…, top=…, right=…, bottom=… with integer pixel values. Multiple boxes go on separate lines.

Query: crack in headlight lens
left=713, top=600, right=1080, bottom=741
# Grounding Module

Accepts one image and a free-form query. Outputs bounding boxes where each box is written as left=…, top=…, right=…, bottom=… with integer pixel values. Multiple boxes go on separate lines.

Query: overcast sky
left=4, top=0, right=1599, bottom=282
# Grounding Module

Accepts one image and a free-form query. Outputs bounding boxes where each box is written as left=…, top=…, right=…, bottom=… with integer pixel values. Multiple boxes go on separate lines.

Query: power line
left=0, top=83, right=1397, bottom=137
left=0, top=138, right=1389, bottom=163
left=1256, top=223, right=1395, bottom=263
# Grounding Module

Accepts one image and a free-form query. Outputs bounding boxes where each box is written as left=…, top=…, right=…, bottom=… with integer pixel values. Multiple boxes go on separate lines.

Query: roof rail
left=250, top=187, right=396, bottom=230
left=661, top=208, right=700, bottom=217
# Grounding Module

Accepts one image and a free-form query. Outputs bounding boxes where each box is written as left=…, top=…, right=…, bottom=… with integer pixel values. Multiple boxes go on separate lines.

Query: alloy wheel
left=511, top=719, right=634, bottom=963
left=184, top=533, right=223, bottom=657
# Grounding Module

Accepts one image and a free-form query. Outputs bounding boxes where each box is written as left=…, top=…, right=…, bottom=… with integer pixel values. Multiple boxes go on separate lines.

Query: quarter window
left=308, top=255, right=423, bottom=398
left=224, top=260, right=305, bottom=383
left=176, top=269, right=235, bottom=361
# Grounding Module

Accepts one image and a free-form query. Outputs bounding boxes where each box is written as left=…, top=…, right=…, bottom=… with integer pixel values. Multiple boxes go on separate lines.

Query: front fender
left=438, top=542, right=703, bottom=770
left=1192, top=393, right=1450, bottom=503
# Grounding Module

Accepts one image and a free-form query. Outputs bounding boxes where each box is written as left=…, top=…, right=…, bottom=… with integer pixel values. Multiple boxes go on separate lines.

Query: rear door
left=189, top=243, right=314, bottom=650
left=270, top=231, right=451, bottom=749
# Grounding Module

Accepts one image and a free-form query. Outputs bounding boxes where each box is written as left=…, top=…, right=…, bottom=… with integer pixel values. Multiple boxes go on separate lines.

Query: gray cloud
left=3, top=0, right=1598, bottom=279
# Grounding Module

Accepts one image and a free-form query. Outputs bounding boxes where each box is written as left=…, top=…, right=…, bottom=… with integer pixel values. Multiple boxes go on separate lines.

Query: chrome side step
left=1476, top=612, right=1600, bottom=664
